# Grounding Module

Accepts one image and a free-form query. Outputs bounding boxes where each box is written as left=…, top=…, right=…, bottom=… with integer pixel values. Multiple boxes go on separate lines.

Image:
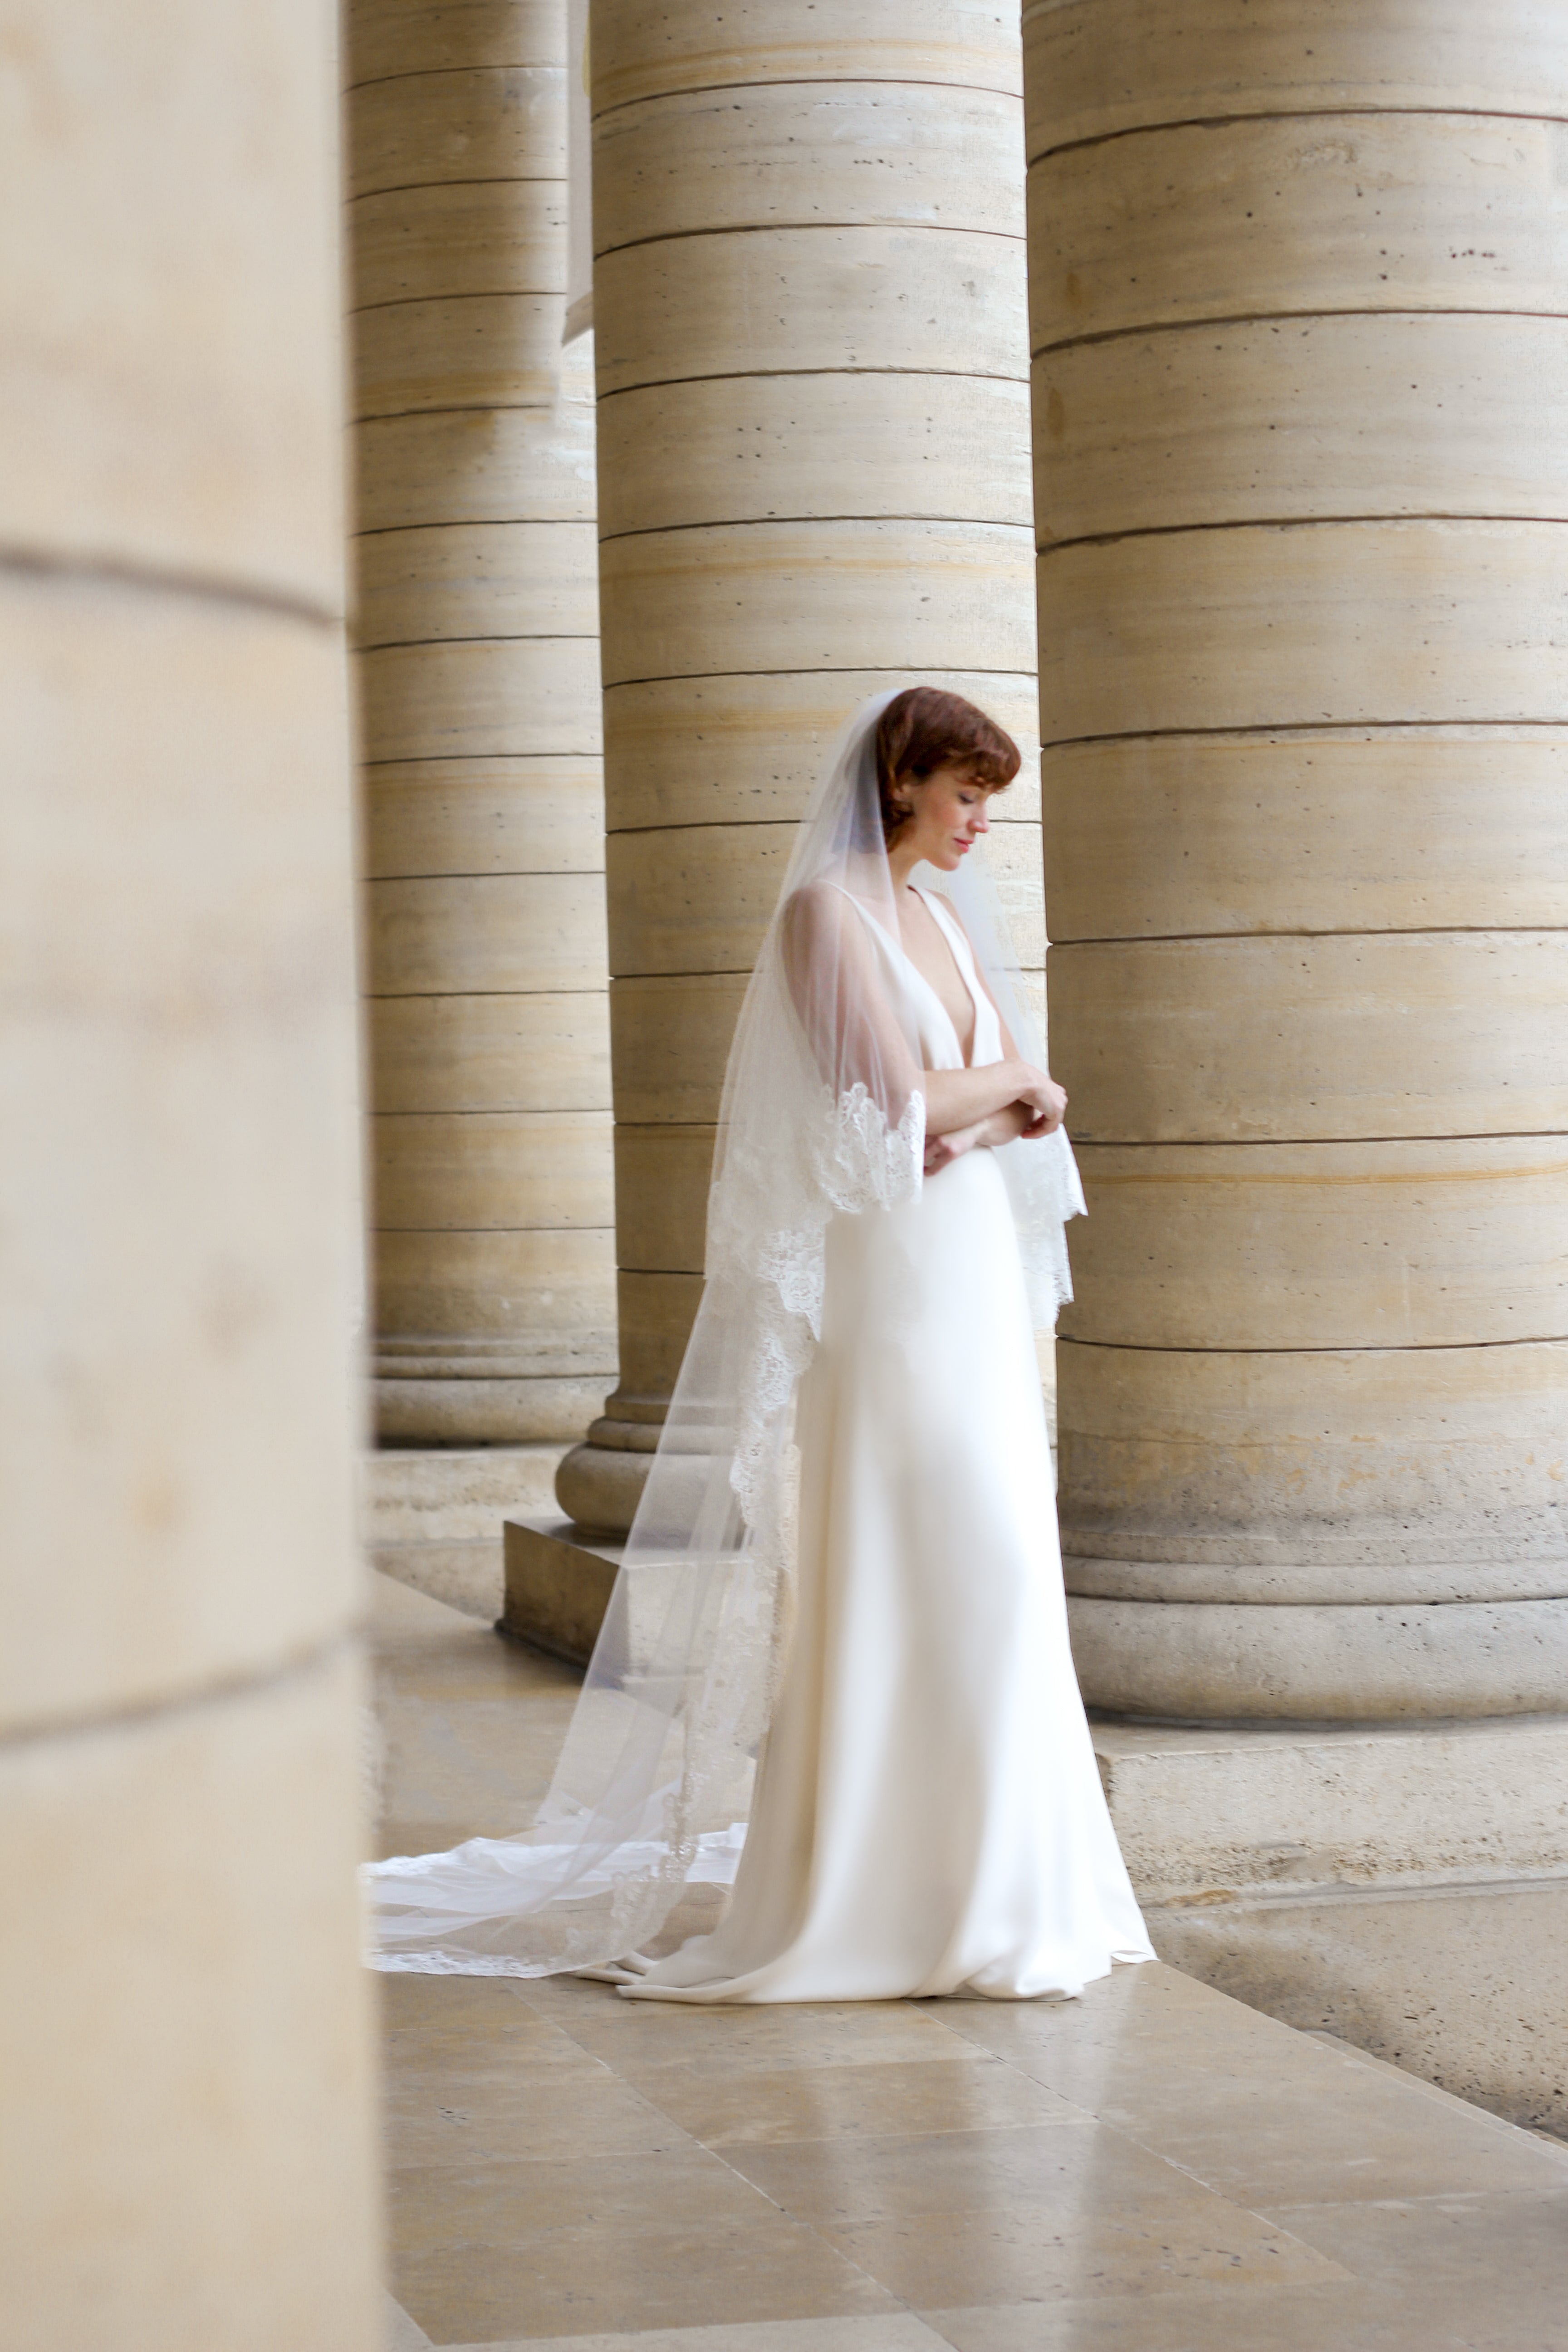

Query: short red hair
left=874, top=687, right=1021, bottom=844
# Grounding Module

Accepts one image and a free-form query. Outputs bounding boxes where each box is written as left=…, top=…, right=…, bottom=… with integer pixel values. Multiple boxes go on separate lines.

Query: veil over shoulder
left=364, top=690, right=1086, bottom=1977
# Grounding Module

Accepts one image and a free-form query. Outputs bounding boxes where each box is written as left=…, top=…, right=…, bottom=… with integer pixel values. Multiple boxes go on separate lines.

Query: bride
left=367, top=686, right=1152, bottom=2000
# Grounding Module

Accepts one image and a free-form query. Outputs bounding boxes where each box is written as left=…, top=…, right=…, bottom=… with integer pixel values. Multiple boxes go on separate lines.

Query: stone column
left=1, top=2, right=379, bottom=2343
left=556, top=0, right=1041, bottom=1533
left=1027, top=4, right=1568, bottom=1719
left=348, top=0, right=616, bottom=1475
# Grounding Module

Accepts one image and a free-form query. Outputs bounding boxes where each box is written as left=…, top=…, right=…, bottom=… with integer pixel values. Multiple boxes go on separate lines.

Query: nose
left=972, top=803, right=989, bottom=834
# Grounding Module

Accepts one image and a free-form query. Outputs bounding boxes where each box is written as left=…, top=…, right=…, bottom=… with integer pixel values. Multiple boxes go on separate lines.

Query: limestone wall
left=348, top=0, right=616, bottom=1449
left=0, top=3, right=380, bottom=2343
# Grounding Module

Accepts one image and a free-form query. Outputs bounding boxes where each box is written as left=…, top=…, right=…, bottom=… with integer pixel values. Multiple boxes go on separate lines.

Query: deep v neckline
left=902, top=886, right=980, bottom=1068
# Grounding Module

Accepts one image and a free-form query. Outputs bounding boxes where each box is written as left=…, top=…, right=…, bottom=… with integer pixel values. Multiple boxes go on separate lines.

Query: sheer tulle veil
left=365, top=689, right=1086, bottom=1976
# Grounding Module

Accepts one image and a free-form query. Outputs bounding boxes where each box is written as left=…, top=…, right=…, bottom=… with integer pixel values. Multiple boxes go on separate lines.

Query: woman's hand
left=924, top=1100, right=1035, bottom=1173
left=1012, top=1064, right=1068, bottom=1137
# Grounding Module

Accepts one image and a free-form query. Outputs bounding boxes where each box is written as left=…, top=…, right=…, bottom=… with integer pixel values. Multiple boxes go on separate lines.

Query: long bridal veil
left=365, top=689, right=1086, bottom=1976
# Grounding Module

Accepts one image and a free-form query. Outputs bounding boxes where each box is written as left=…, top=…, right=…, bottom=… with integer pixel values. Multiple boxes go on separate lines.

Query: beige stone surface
left=611, top=975, right=752, bottom=1124
left=598, top=374, right=1034, bottom=536
left=1053, top=932, right=1568, bottom=1142
left=1095, top=1715, right=1568, bottom=1904
left=602, top=520, right=1034, bottom=688
left=351, top=291, right=564, bottom=420
left=1055, top=1338, right=1568, bottom=1585
left=0, top=0, right=343, bottom=604
left=592, top=0, right=1025, bottom=110
left=2, top=581, right=363, bottom=1735
left=595, top=84, right=1026, bottom=255
left=1024, top=0, right=1568, bottom=154
left=594, top=226, right=1029, bottom=396
left=1039, top=519, right=1568, bottom=742
left=376, top=1226, right=615, bottom=1350
left=1066, top=1137, right=1568, bottom=1352
left=355, top=519, right=599, bottom=647
left=1153, top=1882, right=1568, bottom=2141
left=346, top=0, right=562, bottom=83
left=351, top=179, right=564, bottom=309
left=347, top=64, right=564, bottom=197
left=615, top=1126, right=716, bottom=1272
left=368, top=871, right=608, bottom=995
left=607, top=822, right=796, bottom=978
left=605, top=672, right=1040, bottom=832
left=1035, top=313, right=1568, bottom=543
left=1040, top=731, right=1568, bottom=940
left=614, top=1269, right=706, bottom=1404
left=503, top=1517, right=623, bottom=1658
left=364, top=755, right=606, bottom=878
left=0, top=1650, right=380, bottom=2352
left=1069, top=1592, right=1568, bottom=1722
left=374, top=1109, right=615, bottom=1230
left=356, top=402, right=598, bottom=533
left=372, top=990, right=612, bottom=1114
left=363, top=1445, right=569, bottom=1542
left=377, top=1374, right=610, bottom=1448
left=1030, top=113, right=1568, bottom=352
left=359, top=634, right=602, bottom=758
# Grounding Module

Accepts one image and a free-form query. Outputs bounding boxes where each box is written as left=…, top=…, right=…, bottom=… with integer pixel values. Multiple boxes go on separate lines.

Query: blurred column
left=0, top=4, right=380, bottom=2346
left=347, top=0, right=616, bottom=1460
left=1028, top=2, right=1568, bottom=1716
left=558, top=0, right=1040, bottom=1531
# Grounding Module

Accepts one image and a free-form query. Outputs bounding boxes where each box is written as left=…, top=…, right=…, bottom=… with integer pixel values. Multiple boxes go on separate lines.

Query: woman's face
left=896, top=762, right=995, bottom=871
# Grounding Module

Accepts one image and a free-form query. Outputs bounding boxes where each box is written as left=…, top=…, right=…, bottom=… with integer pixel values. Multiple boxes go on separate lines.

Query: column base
left=1068, top=1591, right=1568, bottom=1719
left=361, top=1447, right=569, bottom=1622
left=500, top=1516, right=623, bottom=1666
left=1096, top=1712, right=1568, bottom=2137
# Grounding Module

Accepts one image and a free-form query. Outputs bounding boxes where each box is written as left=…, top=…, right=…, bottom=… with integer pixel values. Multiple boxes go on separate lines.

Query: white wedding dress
left=624, top=889, right=1153, bottom=2004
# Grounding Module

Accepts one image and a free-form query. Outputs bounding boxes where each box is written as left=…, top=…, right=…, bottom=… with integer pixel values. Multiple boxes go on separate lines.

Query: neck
left=887, top=833, right=923, bottom=893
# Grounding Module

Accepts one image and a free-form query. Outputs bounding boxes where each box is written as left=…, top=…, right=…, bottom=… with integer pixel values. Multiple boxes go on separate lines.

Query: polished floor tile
left=626, top=2053, right=1080, bottom=2148
left=372, top=1578, right=1568, bottom=2350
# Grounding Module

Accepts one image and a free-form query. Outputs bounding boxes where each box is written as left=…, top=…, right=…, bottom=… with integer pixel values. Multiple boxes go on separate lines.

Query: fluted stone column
left=348, top=0, right=616, bottom=1456
left=2, top=2, right=379, bottom=2342
left=1027, top=3, right=1568, bottom=1719
left=556, top=0, right=1041, bottom=1532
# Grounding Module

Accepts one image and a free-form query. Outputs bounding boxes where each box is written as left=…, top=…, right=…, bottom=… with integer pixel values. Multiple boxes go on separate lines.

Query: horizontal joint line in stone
left=1060, top=1335, right=1568, bottom=1356
left=0, top=1631, right=358, bottom=1760
left=596, top=220, right=1025, bottom=262
left=1042, top=513, right=1568, bottom=556
left=592, top=74, right=1024, bottom=129
left=365, top=986, right=608, bottom=1001
left=1059, top=930, right=1568, bottom=947
left=608, top=662, right=1038, bottom=689
left=372, top=1107, right=611, bottom=1119
left=601, top=514, right=1036, bottom=545
left=351, top=288, right=566, bottom=317
left=373, top=1224, right=612, bottom=1235
left=1025, top=100, right=1568, bottom=172
left=353, top=402, right=569, bottom=427
left=598, top=364, right=1030, bottom=401
left=349, top=173, right=565, bottom=206
left=353, top=521, right=592, bottom=541
left=356, top=632, right=598, bottom=652
left=1142, top=1869, right=1568, bottom=1916
left=0, top=543, right=339, bottom=630
left=1042, top=718, right=1568, bottom=751
left=361, top=753, right=602, bottom=768
left=1070, top=1129, right=1568, bottom=1147
left=366, top=867, right=606, bottom=882
left=344, top=64, right=566, bottom=98
left=1035, top=303, right=1568, bottom=359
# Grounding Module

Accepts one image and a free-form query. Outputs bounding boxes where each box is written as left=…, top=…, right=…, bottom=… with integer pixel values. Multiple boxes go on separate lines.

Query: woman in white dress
left=367, top=687, right=1152, bottom=1999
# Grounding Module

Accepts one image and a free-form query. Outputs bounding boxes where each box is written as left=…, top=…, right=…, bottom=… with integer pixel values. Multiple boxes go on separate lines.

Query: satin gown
left=626, top=888, right=1153, bottom=2003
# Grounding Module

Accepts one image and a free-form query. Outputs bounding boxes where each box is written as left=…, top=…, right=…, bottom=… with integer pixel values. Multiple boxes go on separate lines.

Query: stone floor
left=369, top=1576, right=1568, bottom=2351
